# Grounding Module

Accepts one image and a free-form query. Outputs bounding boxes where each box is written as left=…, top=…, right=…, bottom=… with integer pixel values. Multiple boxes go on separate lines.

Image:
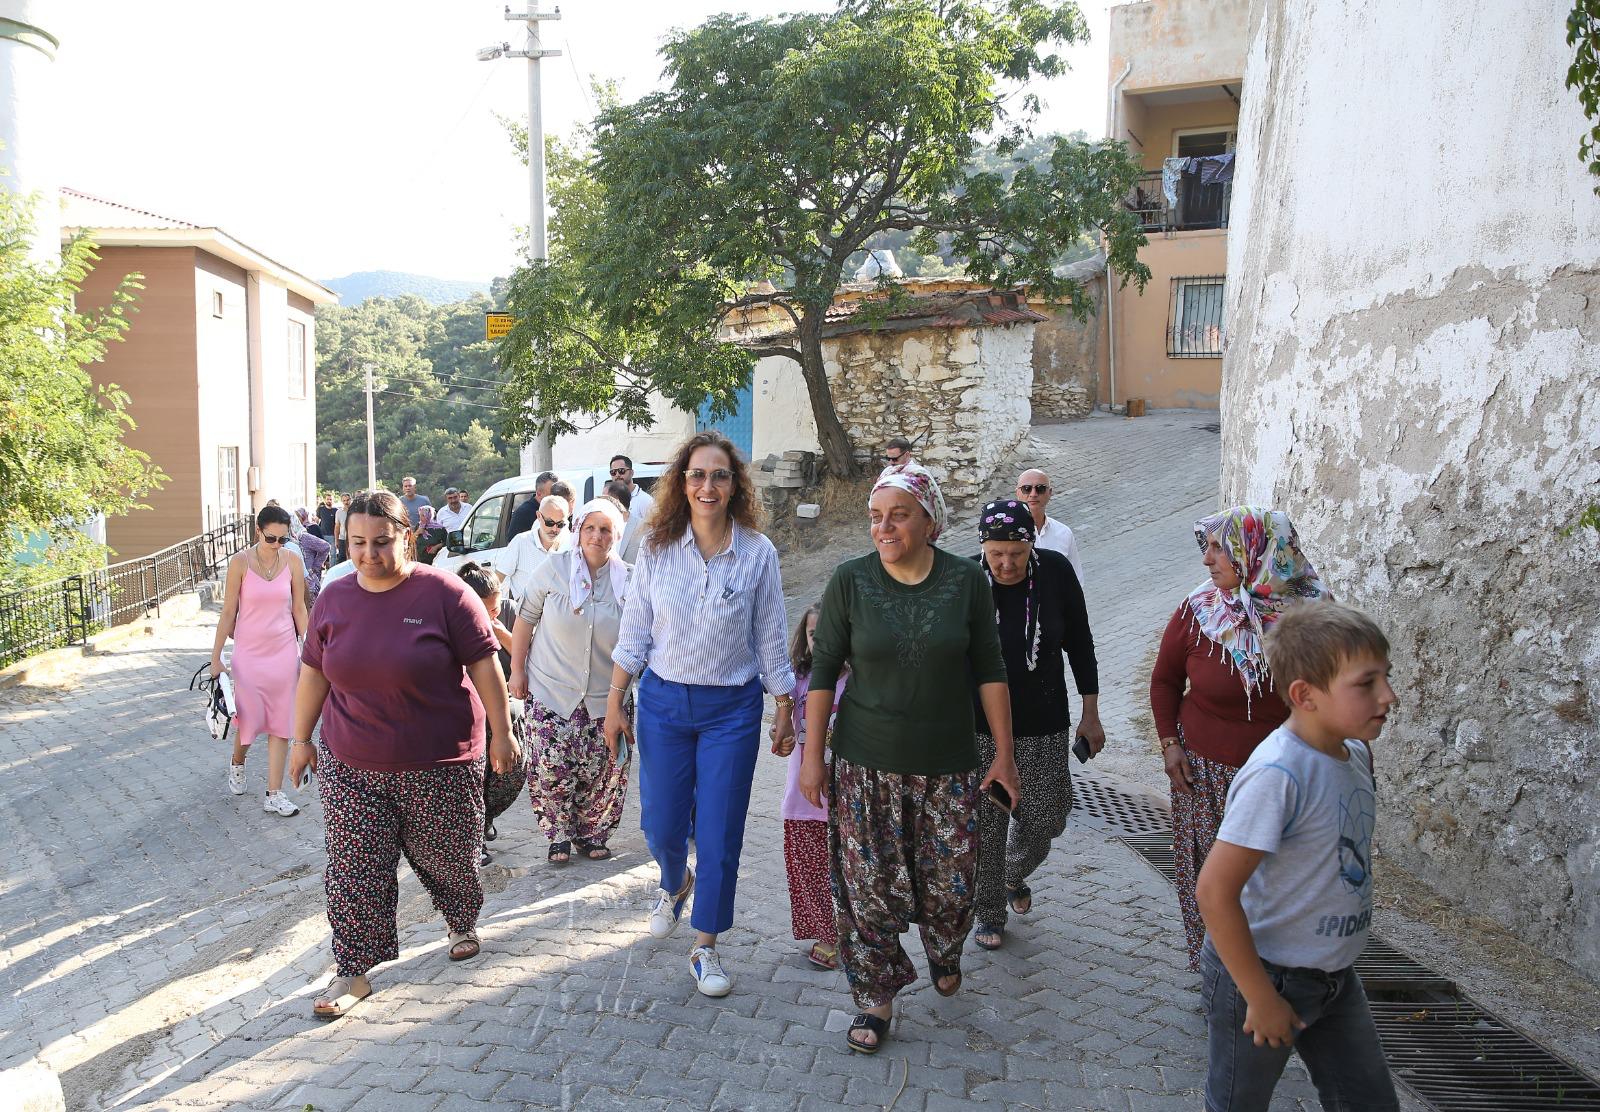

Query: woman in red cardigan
left=1148, top=507, right=1327, bottom=970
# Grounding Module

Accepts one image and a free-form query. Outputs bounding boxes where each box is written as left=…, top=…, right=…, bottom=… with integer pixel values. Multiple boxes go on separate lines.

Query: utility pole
left=364, top=362, right=377, bottom=490
left=479, top=4, right=561, bottom=473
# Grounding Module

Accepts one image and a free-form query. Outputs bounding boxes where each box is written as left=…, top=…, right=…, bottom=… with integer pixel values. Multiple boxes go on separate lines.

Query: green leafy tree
left=0, top=188, right=165, bottom=587
left=497, top=0, right=1148, bottom=478
left=314, top=293, right=519, bottom=497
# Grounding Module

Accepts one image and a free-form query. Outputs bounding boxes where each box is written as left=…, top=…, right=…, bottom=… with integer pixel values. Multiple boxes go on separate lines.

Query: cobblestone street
left=1, top=412, right=1422, bottom=1111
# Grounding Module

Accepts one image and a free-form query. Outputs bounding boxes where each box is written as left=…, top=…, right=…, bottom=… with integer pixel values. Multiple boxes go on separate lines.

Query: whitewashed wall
left=1223, top=0, right=1600, bottom=969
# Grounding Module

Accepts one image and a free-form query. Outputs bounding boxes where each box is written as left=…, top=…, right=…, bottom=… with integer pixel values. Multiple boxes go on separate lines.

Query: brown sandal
left=447, top=931, right=481, bottom=961
left=312, top=974, right=371, bottom=1019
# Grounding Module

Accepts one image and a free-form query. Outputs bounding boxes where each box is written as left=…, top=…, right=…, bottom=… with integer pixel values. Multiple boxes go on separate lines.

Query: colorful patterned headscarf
left=978, top=498, right=1036, bottom=544
left=871, top=462, right=948, bottom=542
left=978, top=499, right=1042, bottom=670
left=1186, top=507, right=1329, bottom=695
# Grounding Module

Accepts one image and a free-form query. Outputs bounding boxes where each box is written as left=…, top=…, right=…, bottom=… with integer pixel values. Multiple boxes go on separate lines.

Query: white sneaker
left=647, top=867, right=693, bottom=939
left=263, top=790, right=299, bottom=817
left=227, top=763, right=247, bottom=795
left=690, top=945, right=732, bottom=997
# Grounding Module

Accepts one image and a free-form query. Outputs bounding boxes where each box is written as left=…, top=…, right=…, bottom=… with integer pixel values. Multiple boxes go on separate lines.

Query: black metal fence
left=0, top=517, right=250, bottom=669
left=1167, top=276, right=1227, bottom=358
left=1127, top=169, right=1233, bottom=233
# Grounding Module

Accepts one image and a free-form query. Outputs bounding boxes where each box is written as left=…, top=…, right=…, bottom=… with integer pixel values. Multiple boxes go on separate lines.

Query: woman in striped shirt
left=604, top=432, right=796, bottom=998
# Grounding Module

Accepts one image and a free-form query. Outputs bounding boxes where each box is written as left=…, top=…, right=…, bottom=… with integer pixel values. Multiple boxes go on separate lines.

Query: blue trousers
left=636, top=671, right=763, bottom=935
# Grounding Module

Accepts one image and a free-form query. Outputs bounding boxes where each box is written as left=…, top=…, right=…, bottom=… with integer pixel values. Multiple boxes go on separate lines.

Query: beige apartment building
left=60, top=189, right=337, bottom=559
left=1106, top=0, right=1248, bottom=410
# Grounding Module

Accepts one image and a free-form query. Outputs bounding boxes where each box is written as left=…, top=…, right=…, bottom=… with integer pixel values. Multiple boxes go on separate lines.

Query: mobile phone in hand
left=1073, top=735, right=1093, bottom=763
left=985, top=781, right=1014, bottom=811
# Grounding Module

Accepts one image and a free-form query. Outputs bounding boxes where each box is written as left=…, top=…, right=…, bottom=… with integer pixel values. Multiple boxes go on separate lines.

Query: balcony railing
left=1127, top=167, right=1233, bottom=233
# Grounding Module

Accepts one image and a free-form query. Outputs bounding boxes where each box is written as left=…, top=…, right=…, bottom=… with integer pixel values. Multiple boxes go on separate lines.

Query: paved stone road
left=2, top=412, right=1417, bottom=1111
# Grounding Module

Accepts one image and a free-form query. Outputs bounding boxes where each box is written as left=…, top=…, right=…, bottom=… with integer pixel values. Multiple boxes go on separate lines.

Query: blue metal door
left=696, top=380, right=754, bottom=459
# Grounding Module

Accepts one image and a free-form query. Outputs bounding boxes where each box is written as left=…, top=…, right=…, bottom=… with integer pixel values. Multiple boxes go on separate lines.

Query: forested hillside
left=314, top=293, right=520, bottom=497
left=323, top=270, right=491, bottom=306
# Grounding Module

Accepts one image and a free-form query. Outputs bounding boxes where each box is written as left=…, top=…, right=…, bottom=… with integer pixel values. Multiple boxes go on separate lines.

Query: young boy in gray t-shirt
left=1196, top=601, right=1400, bottom=1112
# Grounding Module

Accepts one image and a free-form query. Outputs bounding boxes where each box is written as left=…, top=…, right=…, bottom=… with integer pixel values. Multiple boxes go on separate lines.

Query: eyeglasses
left=684, top=468, right=734, bottom=486
left=884, top=452, right=904, bottom=464
left=540, top=516, right=565, bottom=529
left=1017, top=483, right=1050, bottom=495
left=261, top=534, right=289, bottom=544
left=609, top=467, right=630, bottom=477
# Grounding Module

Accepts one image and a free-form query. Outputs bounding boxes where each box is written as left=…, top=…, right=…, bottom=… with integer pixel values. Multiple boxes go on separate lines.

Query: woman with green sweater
left=799, top=462, right=1020, bottom=1055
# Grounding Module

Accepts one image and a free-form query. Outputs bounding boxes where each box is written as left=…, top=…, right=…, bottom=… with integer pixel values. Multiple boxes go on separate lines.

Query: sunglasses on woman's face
left=1017, top=483, right=1050, bottom=495
left=684, top=468, right=734, bottom=486
left=540, top=516, right=564, bottom=529
left=262, top=533, right=289, bottom=544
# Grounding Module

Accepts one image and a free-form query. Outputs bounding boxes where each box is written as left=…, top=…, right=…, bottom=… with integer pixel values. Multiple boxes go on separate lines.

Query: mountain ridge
left=322, top=270, right=491, bottom=306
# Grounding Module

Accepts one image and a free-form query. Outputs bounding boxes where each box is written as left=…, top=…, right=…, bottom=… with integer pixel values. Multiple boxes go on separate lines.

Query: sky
left=48, top=0, right=1112, bottom=285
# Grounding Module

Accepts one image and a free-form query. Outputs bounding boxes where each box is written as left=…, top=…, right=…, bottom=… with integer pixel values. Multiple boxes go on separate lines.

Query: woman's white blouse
left=517, top=551, right=625, bottom=718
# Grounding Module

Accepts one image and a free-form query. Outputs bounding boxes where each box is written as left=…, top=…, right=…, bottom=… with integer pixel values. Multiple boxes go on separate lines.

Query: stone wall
left=1030, top=260, right=1106, bottom=420
left=825, top=322, right=1036, bottom=503
left=1222, top=0, right=1600, bottom=970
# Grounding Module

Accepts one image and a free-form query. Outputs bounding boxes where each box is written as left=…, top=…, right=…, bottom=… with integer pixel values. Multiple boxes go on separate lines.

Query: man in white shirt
left=497, top=495, right=572, bottom=600
left=435, top=487, right=474, bottom=533
left=1016, top=468, right=1084, bottom=586
left=610, top=454, right=655, bottom=563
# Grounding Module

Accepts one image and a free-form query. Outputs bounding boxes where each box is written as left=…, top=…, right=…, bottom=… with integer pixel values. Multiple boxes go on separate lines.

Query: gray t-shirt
left=1216, top=725, right=1377, bottom=971
left=399, top=493, right=431, bottom=528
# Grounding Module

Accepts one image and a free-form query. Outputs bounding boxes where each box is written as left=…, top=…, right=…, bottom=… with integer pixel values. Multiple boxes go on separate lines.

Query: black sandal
left=846, top=1012, right=890, bottom=1054
left=973, top=924, right=1004, bottom=951
left=574, top=841, right=611, bottom=861
left=1008, top=884, right=1033, bottom=915
left=928, top=960, right=962, bottom=997
left=548, top=840, right=571, bottom=864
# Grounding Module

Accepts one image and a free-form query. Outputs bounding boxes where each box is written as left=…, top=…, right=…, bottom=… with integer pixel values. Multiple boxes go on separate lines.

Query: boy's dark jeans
left=1201, top=940, right=1399, bottom=1112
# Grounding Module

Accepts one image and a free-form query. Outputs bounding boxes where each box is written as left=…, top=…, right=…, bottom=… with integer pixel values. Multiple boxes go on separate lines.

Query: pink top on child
left=782, top=670, right=849, bottom=821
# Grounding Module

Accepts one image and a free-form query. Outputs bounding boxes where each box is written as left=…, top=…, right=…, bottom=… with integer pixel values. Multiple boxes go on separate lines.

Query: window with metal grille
left=1167, top=277, right=1226, bottom=358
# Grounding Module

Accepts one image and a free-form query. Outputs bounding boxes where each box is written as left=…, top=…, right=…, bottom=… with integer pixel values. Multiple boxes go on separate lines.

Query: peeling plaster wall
left=1223, top=0, right=1600, bottom=969
left=1030, top=276, right=1107, bottom=420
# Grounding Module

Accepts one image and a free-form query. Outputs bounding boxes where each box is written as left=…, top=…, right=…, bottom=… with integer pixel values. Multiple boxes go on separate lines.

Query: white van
left=434, top=463, right=666, bottom=579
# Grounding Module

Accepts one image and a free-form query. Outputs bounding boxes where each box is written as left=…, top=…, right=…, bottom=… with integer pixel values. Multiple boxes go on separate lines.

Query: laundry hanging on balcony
left=1161, top=157, right=1191, bottom=207
left=1197, top=152, right=1236, bottom=185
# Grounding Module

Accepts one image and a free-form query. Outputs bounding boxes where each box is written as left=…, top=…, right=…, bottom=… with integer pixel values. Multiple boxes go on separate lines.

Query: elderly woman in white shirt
left=509, top=498, right=630, bottom=866
left=499, top=494, right=573, bottom=601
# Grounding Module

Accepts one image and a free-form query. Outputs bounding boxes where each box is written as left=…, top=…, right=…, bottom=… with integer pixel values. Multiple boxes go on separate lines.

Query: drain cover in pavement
left=1070, top=775, right=1172, bottom=836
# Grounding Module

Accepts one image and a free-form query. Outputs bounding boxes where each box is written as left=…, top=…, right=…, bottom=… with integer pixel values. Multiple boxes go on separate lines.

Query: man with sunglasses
left=609, top=454, right=655, bottom=564
left=499, top=494, right=573, bottom=600
left=882, top=437, right=915, bottom=469
left=507, top=472, right=560, bottom=541
left=1015, top=468, right=1084, bottom=586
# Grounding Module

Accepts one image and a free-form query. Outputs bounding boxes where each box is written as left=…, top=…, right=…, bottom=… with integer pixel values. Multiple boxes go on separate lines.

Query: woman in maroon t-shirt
left=1148, top=507, right=1327, bottom=970
left=289, top=491, right=517, bottom=1019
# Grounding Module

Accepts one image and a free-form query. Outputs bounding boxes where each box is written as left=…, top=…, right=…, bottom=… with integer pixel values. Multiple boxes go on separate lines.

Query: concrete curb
left=0, top=589, right=206, bottom=692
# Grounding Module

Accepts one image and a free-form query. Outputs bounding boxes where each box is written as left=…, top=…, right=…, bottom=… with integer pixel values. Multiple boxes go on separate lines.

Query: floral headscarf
left=871, top=462, right=948, bottom=542
left=978, top=499, right=1042, bottom=670
left=1186, top=506, right=1329, bottom=695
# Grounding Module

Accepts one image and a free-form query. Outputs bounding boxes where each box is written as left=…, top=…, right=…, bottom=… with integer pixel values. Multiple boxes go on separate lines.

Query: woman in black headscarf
left=971, top=499, right=1103, bottom=951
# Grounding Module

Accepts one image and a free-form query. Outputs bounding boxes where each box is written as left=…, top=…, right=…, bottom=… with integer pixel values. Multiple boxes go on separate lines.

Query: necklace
left=254, top=543, right=283, bottom=580
left=696, top=519, right=732, bottom=562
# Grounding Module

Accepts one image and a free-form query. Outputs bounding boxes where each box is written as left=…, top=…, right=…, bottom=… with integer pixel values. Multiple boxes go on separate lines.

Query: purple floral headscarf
left=871, top=462, right=948, bottom=541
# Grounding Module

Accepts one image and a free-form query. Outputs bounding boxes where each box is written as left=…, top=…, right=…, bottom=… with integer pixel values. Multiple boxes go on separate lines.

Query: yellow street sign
left=485, top=312, right=514, bottom=341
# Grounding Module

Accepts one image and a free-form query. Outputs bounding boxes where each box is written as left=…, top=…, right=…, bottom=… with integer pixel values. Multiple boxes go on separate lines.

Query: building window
left=212, top=290, right=224, bottom=318
left=291, top=443, right=309, bottom=510
left=287, top=320, right=307, bottom=398
left=1168, top=277, right=1226, bottom=358
left=218, top=446, right=239, bottom=521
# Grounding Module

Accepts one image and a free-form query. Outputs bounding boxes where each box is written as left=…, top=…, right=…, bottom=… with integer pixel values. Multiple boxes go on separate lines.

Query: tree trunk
left=795, top=312, right=859, bottom=479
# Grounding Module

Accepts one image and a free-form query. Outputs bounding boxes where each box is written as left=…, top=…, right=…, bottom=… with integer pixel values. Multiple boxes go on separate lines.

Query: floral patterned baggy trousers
left=521, top=700, right=628, bottom=846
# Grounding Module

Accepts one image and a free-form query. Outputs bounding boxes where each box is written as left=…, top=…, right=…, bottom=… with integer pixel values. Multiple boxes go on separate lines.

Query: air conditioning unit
left=247, top=466, right=262, bottom=493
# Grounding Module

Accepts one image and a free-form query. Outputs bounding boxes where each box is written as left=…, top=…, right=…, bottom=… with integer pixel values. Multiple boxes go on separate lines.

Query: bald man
left=498, top=494, right=573, bottom=600
left=1015, top=468, right=1084, bottom=586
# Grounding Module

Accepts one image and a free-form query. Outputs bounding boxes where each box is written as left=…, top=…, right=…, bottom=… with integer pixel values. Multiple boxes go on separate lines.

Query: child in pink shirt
left=773, top=605, right=848, bottom=969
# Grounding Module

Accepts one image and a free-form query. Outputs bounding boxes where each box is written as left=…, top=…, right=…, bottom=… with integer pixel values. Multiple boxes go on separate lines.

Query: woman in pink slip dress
left=210, top=504, right=310, bottom=817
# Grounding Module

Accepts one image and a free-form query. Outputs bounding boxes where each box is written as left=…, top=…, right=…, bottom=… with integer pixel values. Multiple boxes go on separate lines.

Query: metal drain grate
left=1070, top=775, right=1172, bottom=836
left=1372, top=1000, right=1600, bottom=1110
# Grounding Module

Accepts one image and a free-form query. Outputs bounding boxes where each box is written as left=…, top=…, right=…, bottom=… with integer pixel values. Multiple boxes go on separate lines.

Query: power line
left=374, top=388, right=506, bottom=412
left=379, top=374, right=503, bottom=395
